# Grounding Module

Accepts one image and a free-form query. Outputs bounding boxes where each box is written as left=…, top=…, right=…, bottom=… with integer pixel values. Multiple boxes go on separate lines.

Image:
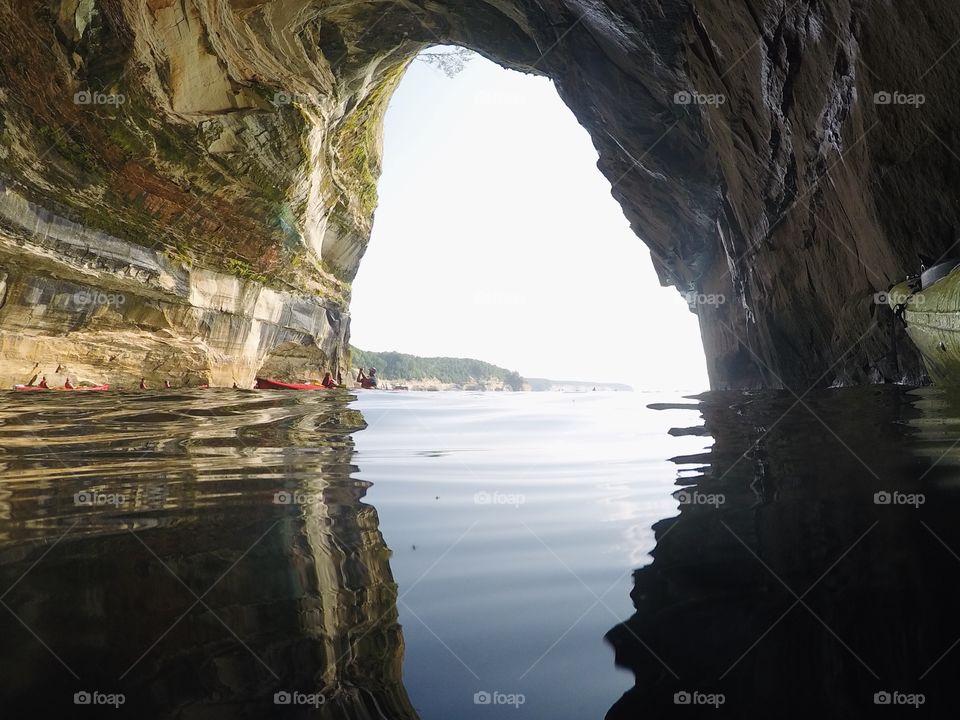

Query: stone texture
left=0, top=1, right=958, bottom=387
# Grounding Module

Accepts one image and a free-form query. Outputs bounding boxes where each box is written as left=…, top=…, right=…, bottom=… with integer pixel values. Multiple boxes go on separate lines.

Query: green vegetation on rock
left=224, top=258, right=268, bottom=284
left=332, top=61, right=409, bottom=222
left=38, top=125, right=98, bottom=171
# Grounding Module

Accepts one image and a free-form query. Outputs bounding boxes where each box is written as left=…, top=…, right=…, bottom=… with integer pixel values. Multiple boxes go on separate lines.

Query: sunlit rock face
left=0, top=1, right=957, bottom=387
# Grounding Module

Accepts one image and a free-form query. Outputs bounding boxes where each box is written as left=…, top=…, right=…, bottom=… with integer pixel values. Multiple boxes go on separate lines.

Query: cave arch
left=0, top=1, right=956, bottom=388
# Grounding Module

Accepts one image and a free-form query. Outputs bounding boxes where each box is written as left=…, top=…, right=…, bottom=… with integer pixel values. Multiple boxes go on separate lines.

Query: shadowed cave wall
left=0, top=0, right=957, bottom=388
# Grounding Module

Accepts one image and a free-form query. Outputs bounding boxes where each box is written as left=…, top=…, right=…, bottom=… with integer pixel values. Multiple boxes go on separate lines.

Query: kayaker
left=321, top=372, right=336, bottom=389
left=64, top=378, right=74, bottom=389
left=164, top=380, right=171, bottom=389
left=38, top=376, right=48, bottom=388
left=139, top=378, right=148, bottom=390
left=357, top=367, right=378, bottom=389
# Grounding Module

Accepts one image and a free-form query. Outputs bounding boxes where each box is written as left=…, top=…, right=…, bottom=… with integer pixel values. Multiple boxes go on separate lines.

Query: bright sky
left=349, top=49, right=709, bottom=391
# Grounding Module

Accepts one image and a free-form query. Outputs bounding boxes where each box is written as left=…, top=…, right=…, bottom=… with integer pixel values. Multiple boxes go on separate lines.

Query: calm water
left=3, top=387, right=960, bottom=717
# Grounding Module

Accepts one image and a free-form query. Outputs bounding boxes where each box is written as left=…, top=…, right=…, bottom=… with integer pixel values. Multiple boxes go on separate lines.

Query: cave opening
left=4, top=3, right=942, bottom=389
left=349, top=47, right=708, bottom=390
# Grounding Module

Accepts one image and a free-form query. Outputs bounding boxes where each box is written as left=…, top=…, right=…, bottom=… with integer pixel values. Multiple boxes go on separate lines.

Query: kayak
left=255, top=377, right=333, bottom=391
left=888, top=264, right=960, bottom=383
left=13, top=384, right=110, bottom=391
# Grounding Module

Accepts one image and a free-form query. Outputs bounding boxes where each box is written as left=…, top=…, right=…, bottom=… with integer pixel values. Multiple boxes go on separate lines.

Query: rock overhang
left=0, top=1, right=956, bottom=388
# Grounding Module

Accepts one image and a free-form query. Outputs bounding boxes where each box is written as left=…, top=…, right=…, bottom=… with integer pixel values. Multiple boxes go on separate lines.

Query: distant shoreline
left=349, top=347, right=632, bottom=392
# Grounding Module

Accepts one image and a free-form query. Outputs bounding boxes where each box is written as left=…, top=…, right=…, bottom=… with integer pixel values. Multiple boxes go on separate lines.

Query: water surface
left=2, top=387, right=960, bottom=716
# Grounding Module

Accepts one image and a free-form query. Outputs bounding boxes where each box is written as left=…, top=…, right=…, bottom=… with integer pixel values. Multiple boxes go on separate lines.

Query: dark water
left=2, top=387, right=960, bottom=717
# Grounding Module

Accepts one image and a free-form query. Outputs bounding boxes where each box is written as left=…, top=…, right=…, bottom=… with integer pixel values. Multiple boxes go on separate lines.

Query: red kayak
left=14, top=384, right=110, bottom=391
left=255, top=377, right=332, bottom=391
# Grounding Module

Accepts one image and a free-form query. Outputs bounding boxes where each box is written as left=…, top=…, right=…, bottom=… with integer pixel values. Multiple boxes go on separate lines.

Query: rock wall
left=1, top=1, right=958, bottom=387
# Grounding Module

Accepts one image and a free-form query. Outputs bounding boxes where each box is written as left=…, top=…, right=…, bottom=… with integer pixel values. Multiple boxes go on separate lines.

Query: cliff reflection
left=609, top=387, right=960, bottom=717
left=0, top=391, right=418, bottom=718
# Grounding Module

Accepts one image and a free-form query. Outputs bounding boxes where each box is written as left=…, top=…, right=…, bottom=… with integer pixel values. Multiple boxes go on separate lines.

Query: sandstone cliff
left=1, top=1, right=957, bottom=388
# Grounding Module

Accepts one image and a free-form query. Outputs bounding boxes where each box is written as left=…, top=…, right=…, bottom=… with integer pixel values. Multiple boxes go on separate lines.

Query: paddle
left=22, top=362, right=40, bottom=387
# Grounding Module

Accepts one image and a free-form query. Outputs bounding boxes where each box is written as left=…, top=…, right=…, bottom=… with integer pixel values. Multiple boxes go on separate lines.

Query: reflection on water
left=609, top=386, right=960, bottom=717
left=0, top=390, right=417, bottom=718
left=6, top=387, right=960, bottom=717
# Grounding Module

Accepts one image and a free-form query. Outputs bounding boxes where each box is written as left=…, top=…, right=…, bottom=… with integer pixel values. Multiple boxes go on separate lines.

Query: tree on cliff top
left=351, top=347, right=524, bottom=390
left=416, top=46, right=475, bottom=78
